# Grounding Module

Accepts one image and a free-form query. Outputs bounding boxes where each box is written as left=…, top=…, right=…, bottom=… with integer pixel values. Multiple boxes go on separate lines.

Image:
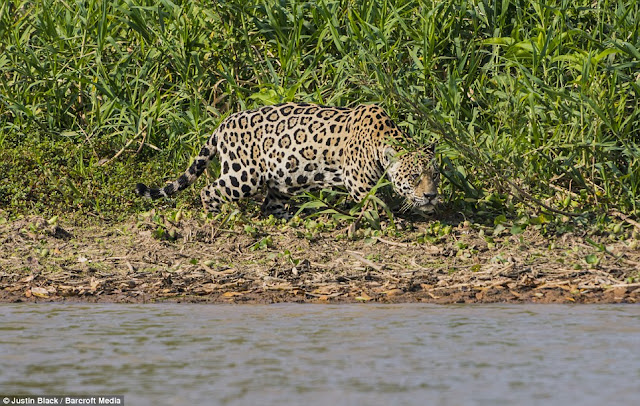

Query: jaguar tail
left=135, top=136, right=217, bottom=200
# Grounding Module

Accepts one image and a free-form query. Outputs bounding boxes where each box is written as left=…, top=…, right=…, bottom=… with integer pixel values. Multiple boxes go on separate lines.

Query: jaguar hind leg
left=200, top=182, right=226, bottom=214
left=201, top=173, right=262, bottom=213
left=261, top=188, right=294, bottom=219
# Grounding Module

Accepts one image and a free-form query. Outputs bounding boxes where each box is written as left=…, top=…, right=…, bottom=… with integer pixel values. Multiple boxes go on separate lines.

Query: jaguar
left=135, top=102, right=440, bottom=218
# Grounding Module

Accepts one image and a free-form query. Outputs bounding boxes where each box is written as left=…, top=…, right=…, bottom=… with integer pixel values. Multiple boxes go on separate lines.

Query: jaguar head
left=385, top=144, right=440, bottom=213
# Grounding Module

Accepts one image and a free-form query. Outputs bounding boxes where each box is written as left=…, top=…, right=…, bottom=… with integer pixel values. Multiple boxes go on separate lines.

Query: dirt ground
left=1, top=213, right=639, bottom=304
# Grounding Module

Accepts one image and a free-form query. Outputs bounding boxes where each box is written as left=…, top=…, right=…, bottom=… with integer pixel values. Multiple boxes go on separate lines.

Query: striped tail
left=135, top=138, right=216, bottom=200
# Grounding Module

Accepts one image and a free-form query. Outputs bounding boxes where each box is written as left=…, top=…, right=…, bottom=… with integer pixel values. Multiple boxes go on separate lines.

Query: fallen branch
left=374, top=237, right=411, bottom=247
left=610, top=210, right=640, bottom=233
left=346, top=250, right=385, bottom=272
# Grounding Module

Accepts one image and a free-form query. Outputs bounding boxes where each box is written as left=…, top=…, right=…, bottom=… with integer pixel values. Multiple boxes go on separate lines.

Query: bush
left=0, top=0, right=638, bottom=218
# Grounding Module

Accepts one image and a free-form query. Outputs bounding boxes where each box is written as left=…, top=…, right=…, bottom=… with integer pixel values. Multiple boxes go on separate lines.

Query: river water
left=1, top=304, right=639, bottom=405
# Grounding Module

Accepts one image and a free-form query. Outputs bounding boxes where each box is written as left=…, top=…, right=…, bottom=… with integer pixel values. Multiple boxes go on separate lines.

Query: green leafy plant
left=0, top=0, right=637, bottom=227
left=295, top=175, right=395, bottom=232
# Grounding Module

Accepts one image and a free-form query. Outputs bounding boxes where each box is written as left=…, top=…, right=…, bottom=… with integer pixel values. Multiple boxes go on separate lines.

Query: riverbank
left=1, top=213, right=639, bottom=304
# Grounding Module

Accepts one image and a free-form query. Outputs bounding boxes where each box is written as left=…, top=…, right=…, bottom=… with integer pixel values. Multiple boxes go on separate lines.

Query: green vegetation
left=1, top=0, right=638, bottom=228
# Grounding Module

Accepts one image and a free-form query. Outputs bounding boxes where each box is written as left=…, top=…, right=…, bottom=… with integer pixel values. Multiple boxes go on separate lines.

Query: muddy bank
left=1, top=214, right=639, bottom=304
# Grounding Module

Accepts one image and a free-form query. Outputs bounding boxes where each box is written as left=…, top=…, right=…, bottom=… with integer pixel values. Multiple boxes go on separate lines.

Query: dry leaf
left=355, top=292, right=372, bottom=301
left=31, top=287, right=49, bottom=298
left=312, top=286, right=335, bottom=295
left=20, top=275, right=35, bottom=283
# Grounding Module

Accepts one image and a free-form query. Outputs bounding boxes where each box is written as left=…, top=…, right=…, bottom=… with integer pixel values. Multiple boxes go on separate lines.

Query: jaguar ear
left=384, top=146, right=399, bottom=163
left=427, top=142, right=436, bottom=155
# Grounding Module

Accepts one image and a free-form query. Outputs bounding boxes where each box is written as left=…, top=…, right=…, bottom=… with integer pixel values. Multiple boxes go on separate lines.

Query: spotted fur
left=135, top=103, right=440, bottom=217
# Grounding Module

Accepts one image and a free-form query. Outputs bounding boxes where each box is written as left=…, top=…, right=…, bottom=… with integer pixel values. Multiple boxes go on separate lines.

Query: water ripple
left=1, top=303, right=639, bottom=406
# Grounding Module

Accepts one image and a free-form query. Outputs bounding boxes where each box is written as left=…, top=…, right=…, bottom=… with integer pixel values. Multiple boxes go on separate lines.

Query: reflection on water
left=1, top=304, right=639, bottom=405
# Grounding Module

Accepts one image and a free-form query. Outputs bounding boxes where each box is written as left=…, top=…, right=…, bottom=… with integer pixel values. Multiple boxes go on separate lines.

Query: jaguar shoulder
left=135, top=102, right=440, bottom=217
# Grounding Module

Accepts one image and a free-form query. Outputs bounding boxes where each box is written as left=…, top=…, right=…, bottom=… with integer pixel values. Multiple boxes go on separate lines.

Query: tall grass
left=0, top=0, right=638, bottom=218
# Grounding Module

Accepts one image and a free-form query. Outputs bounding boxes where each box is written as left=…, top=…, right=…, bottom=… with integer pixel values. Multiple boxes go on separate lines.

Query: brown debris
left=1, top=215, right=639, bottom=304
